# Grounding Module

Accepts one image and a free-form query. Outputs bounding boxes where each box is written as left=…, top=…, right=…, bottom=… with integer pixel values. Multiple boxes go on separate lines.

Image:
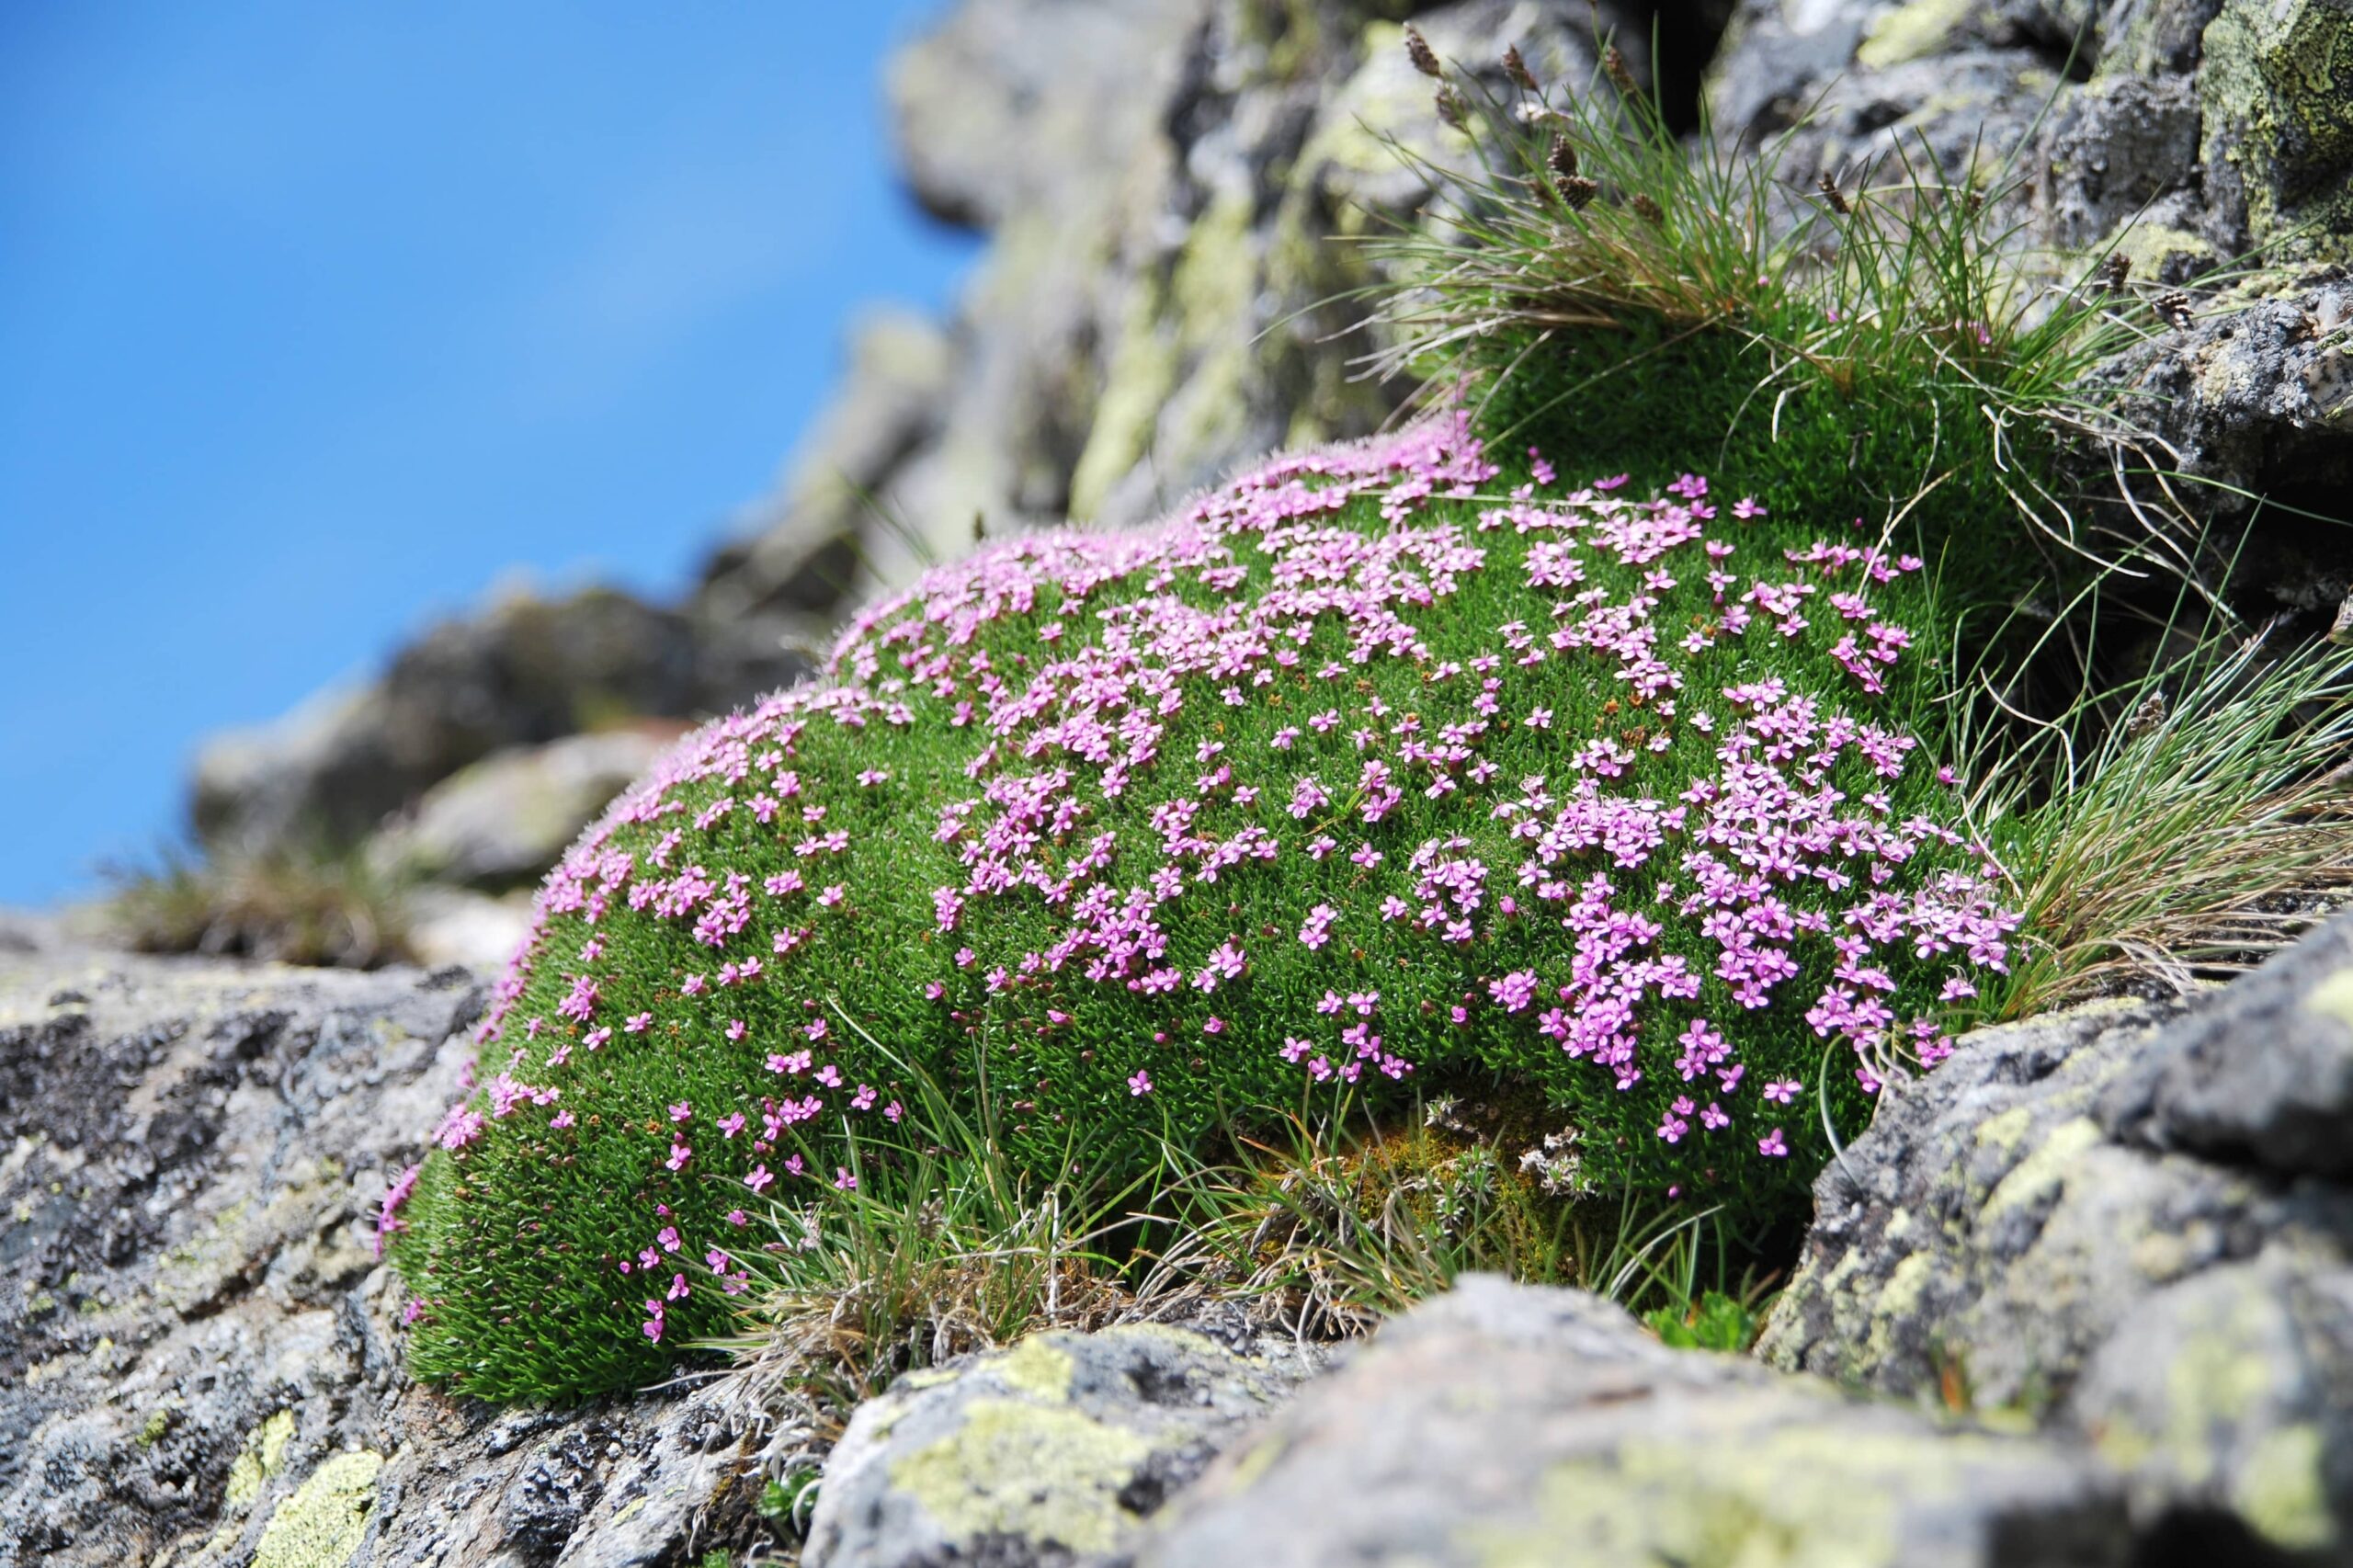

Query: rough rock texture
left=804, top=1323, right=1322, bottom=1568
left=1703, top=0, right=2353, bottom=562
left=1760, top=916, right=2353, bottom=1559
left=1142, top=1275, right=2131, bottom=1568
left=0, top=922, right=768, bottom=1567
left=700, top=0, right=1646, bottom=619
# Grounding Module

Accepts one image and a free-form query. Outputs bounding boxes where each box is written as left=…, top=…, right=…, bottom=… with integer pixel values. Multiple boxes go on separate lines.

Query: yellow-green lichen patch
left=889, top=1398, right=1156, bottom=1556
left=1971, top=1106, right=2034, bottom=1159
left=1067, top=273, right=1179, bottom=522
left=1457, top=1416, right=2056, bottom=1568
left=251, top=1449, right=382, bottom=1568
left=227, top=1409, right=298, bottom=1508
left=2201, top=0, right=2353, bottom=258
left=137, top=1405, right=175, bottom=1449
left=1857, top=0, right=1980, bottom=68
left=1979, top=1116, right=2102, bottom=1221
left=2235, top=1422, right=2333, bottom=1552
left=2302, top=966, right=2353, bottom=1030
left=993, top=1335, right=1077, bottom=1403
left=1862, top=1252, right=1942, bottom=1369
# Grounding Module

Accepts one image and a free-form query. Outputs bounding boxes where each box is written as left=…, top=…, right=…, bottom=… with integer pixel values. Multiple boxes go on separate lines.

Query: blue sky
left=0, top=2, right=978, bottom=906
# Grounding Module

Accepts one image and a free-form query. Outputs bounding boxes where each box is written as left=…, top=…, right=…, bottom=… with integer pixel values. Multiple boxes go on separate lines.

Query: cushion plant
left=384, top=410, right=2019, bottom=1400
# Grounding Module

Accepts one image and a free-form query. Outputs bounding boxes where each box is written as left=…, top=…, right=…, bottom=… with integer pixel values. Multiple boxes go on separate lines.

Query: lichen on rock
left=250, top=1449, right=382, bottom=1568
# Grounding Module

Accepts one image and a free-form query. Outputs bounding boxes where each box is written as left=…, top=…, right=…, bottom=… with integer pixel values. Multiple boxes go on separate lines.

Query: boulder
left=1143, top=1276, right=2131, bottom=1568
left=1760, top=916, right=2353, bottom=1559
left=193, top=586, right=805, bottom=863
left=804, top=1322, right=1321, bottom=1568
left=0, top=925, right=767, bottom=1567
left=364, top=727, right=683, bottom=892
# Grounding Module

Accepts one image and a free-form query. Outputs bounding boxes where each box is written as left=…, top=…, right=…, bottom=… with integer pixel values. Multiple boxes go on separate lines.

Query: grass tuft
left=1352, top=37, right=2206, bottom=604
left=105, top=845, right=414, bottom=970
left=1973, top=621, right=2353, bottom=1014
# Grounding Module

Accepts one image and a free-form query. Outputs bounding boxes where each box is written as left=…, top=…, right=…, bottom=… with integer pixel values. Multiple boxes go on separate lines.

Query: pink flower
left=1758, top=1128, right=1790, bottom=1157
left=745, top=1165, right=775, bottom=1194
left=1129, top=1069, right=1154, bottom=1096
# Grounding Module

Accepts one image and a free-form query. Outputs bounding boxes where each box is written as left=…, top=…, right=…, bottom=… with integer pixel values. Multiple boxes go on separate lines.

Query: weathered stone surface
left=2102, top=915, right=2353, bottom=1178
left=696, top=308, right=959, bottom=624
left=699, top=0, right=1645, bottom=632
left=364, top=727, right=682, bottom=892
left=1143, top=1275, right=2131, bottom=1568
left=0, top=926, right=766, bottom=1567
left=2067, top=1251, right=2353, bottom=1552
left=193, top=585, right=805, bottom=863
left=398, top=885, right=535, bottom=975
left=2086, top=277, right=2353, bottom=578
left=804, top=1323, right=1321, bottom=1568
left=1760, top=918, right=2353, bottom=1560
left=2199, top=0, right=2353, bottom=261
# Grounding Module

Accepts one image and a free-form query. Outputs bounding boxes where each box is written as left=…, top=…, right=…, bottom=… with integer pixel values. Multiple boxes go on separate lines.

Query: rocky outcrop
left=0, top=922, right=768, bottom=1567
left=182, top=0, right=2352, bottom=882
left=1704, top=0, right=2353, bottom=591
left=362, top=727, right=684, bottom=893
left=193, top=586, right=802, bottom=866
left=804, top=1323, right=1322, bottom=1568
left=1144, top=1276, right=2131, bottom=1568
left=1760, top=915, right=2353, bottom=1559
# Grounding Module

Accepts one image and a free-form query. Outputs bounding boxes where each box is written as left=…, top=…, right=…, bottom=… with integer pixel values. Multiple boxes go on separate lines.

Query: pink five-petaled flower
left=745, top=1165, right=775, bottom=1194
left=666, top=1272, right=689, bottom=1302
left=1758, top=1128, right=1790, bottom=1157
left=1762, top=1079, right=1802, bottom=1105
left=835, top=1167, right=858, bottom=1191
left=1129, top=1069, right=1154, bottom=1096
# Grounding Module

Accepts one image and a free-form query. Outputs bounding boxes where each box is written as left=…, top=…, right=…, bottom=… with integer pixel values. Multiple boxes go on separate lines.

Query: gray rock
left=1760, top=919, right=2353, bottom=1561
left=193, top=585, right=805, bottom=863
left=803, top=1323, right=1320, bottom=1568
left=2066, top=1252, right=2353, bottom=1553
left=2084, top=277, right=2353, bottom=554
left=1142, top=1275, right=2131, bottom=1568
left=697, top=308, right=959, bottom=624
left=397, top=885, right=535, bottom=975
left=886, top=0, right=1210, bottom=233
left=2101, top=914, right=2353, bottom=1179
left=364, top=727, right=682, bottom=892
left=0, top=930, right=763, bottom=1568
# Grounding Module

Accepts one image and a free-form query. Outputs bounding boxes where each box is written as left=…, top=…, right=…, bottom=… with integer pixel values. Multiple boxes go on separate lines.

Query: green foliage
left=1361, top=39, right=2191, bottom=615
left=384, top=419, right=2023, bottom=1402
left=1968, top=606, right=2353, bottom=1014
left=1645, top=1290, right=1765, bottom=1353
